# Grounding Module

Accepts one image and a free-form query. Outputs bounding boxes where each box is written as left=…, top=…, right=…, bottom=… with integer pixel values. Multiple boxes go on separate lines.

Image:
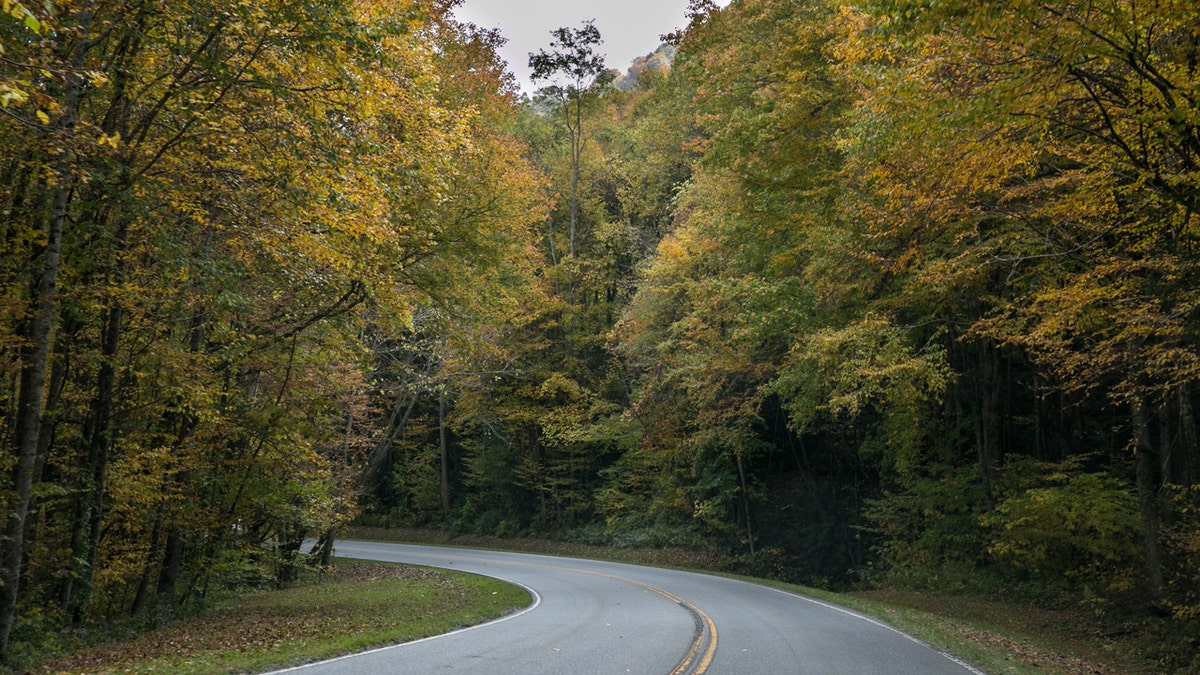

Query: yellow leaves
left=989, top=253, right=1200, bottom=404
left=769, top=312, right=951, bottom=474
left=84, top=69, right=109, bottom=88
left=0, top=0, right=555, bottom=638
left=1, top=0, right=39, bottom=32
left=830, top=5, right=890, bottom=68
left=0, top=83, right=27, bottom=107
left=653, top=235, right=689, bottom=271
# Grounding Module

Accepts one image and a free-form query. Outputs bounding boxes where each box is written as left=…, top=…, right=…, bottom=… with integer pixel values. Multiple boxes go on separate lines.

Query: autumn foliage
left=0, top=0, right=542, bottom=664
left=3, top=0, right=1200, bottom=670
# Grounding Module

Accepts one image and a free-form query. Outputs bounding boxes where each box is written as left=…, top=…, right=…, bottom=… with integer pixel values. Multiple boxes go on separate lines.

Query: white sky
left=451, top=0, right=732, bottom=94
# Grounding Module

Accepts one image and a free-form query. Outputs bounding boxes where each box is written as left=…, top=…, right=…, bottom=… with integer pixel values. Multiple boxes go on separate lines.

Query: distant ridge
left=612, top=43, right=678, bottom=90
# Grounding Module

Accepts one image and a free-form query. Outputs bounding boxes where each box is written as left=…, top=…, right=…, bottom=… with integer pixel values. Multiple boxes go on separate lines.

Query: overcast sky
left=451, top=0, right=732, bottom=94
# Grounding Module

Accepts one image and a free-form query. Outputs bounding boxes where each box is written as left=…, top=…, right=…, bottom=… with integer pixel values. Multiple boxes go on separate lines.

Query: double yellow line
left=537, top=564, right=718, bottom=675
left=356, top=546, right=719, bottom=674
left=656, top=585, right=718, bottom=675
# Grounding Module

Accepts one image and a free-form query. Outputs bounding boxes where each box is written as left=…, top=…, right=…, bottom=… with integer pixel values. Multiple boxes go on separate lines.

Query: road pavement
left=272, top=541, right=983, bottom=674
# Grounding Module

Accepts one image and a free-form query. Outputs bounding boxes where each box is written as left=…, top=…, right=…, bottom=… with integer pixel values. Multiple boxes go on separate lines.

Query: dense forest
left=2, top=0, right=1198, bottom=668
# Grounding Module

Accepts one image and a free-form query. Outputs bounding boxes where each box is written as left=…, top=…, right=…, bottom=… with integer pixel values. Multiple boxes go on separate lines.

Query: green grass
left=37, top=560, right=530, bottom=674
left=761, top=585, right=1139, bottom=674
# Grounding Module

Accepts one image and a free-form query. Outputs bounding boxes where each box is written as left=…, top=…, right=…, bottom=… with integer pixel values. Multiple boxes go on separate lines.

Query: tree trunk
left=546, top=214, right=559, bottom=267
left=1132, top=399, right=1166, bottom=602
left=0, top=5, right=97, bottom=653
left=1177, top=385, right=1198, bottom=490
left=33, top=312, right=81, bottom=473
left=155, top=526, right=184, bottom=601
left=975, top=339, right=1002, bottom=499
left=734, top=447, right=755, bottom=556
left=1033, top=368, right=1045, bottom=460
left=144, top=311, right=205, bottom=608
left=60, top=295, right=123, bottom=623
left=440, top=391, right=451, bottom=524
left=275, top=529, right=305, bottom=586
left=130, top=510, right=164, bottom=613
left=568, top=94, right=582, bottom=257
left=310, top=531, right=334, bottom=567
left=1, top=208, right=67, bottom=653
left=60, top=11, right=147, bottom=619
left=364, top=388, right=423, bottom=486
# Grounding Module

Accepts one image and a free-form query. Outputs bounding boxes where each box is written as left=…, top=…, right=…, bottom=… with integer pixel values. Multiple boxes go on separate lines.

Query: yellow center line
left=370, top=549, right=718, bottom=674
left=548, top=566, right=717, bottom=675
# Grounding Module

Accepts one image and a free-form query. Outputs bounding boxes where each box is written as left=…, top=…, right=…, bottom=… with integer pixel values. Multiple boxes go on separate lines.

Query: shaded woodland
left=2, top=0, right=1198, bottom=669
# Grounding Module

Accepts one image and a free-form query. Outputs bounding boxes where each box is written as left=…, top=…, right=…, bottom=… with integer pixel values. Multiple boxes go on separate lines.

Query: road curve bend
left=273, top=541, right=983, bottom=675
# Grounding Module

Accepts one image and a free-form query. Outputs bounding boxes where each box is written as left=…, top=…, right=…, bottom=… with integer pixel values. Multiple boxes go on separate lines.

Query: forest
left=1, top=0, right=1198, bottom=668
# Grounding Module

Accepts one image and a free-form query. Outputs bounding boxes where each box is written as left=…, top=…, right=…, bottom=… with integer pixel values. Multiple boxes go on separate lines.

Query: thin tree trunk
left=25, top=312, right=79, bottom=571
left=2, top=197, right=68, bottom=652
left=61, top=288, right=123, bottom=623
left=1033, top=368, right=1045, bottom=460
left=734, top=448, right=755, bottom=556
left=0, top=4, right=97, bottom=653
left=142, top=307, right=206, bottom=608
left=568, top=95, right=582, bottom=257
left=130, top=509, right=164, bottom=613
left=62, top=19, right=145, bottom=618
left=1132, top=399, right=1166, bottom=602
left=976, top=339, right=1002, bottom=499
left=1177, top=386, right=1198, bottom=490
left=440, top=391, right=451, bottom=524
left=33, top=314, right=80, bottom=481
left=363, top=361, right=434, bottom=485
left=546, top=215, right=558, bottom=266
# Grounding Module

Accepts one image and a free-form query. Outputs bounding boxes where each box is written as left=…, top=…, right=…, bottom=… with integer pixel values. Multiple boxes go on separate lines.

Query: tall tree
left=529, top=20, right=608, bottom=257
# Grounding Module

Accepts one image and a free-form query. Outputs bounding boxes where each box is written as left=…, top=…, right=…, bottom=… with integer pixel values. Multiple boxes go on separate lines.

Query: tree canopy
left=3, top=0, right=1199, bottom=670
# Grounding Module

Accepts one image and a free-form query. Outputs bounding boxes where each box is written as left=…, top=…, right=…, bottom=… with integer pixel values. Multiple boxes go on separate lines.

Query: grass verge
left=762, top=583, right=1158, bottom=674
left=35, top=559, right=530, bottom=674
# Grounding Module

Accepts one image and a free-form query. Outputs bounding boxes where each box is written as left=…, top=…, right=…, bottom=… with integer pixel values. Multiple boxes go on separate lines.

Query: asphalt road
left=273, top=541, right=984, bottom=675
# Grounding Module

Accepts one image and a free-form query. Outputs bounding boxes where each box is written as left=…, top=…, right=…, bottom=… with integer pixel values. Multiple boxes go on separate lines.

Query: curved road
left=276, top=541, right=983, bottom=674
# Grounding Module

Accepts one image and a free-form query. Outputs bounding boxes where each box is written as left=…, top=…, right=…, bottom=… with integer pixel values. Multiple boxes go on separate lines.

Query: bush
left=1163, top=485, right=1200, bottom=622
left=863, top=464, right=994, bottom=590
left=982, top=467, right=1142, bottom=608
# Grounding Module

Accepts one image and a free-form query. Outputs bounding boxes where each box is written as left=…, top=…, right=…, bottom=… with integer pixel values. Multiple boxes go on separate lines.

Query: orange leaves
left=984, top=256, right=1200, bottom=404
left=843, top=0, right=1200, bottom=407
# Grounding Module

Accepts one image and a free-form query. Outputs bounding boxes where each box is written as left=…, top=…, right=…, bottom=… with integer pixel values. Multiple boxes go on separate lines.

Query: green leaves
left=529, top=20, right=606, bottom=87
left=772, top=315, right=951, bottom=476
left=982, top=464, right=1143, bottom=600
left=1, top=0, right=40, bottom=32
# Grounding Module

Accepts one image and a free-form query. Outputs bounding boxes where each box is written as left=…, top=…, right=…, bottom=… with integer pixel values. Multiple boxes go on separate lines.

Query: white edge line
left=265, top=576, right=542, bottom=674
left=284, top=543, right=982, bottom=675
left=749, top=582, right=987, bottom=675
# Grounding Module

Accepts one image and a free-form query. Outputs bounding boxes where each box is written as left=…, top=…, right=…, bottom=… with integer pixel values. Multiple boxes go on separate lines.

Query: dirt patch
left=325, top=560, right=448, bottom=584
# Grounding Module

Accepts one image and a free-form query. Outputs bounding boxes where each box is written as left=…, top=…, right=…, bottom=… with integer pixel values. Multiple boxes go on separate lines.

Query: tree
left=607, top=0, right=884, bottom=571
left=838, top=0, right=1200, bottom=605
left=529, top=20, right=608, bottom=257
left=0, top=0, right=545, bottom=661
